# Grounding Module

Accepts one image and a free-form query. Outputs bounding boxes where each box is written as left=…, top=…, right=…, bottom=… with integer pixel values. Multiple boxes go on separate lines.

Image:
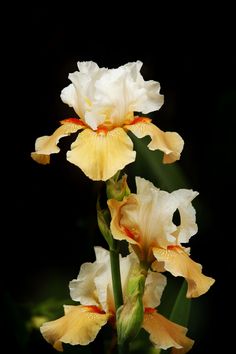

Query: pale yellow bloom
left=31, top=61, right=184, bottom=181
left=40, top=305, right=109, bottom=351
left=40, top=247, right=193, bottom=352
left=108, top=177, right=215, bottom=298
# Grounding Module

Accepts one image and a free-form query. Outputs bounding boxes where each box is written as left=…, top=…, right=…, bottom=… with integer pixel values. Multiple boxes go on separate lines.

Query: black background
left=4, top=4, right=235, bottom=354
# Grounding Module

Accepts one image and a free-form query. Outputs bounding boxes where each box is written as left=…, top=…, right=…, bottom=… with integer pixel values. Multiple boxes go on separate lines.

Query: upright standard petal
left=143, top=310, right=194, bottom=353
left=153, top=246, right=215, bottom=298
left=61, top=61, right=164, bottom=129
left=31, top=121, right=84, bottom=164
left=108, top=179, right=178, bottom=260
left=70, top=262, right=101, bottom=306
left=171, top=189, right=199, bottom=244
left=142, top=272, right=167, bottom=308
left=40, top=305, right=109, bottom=351
left=67, top=127, right=136, bottom=181
left=126, top=120, right=184, bottom=163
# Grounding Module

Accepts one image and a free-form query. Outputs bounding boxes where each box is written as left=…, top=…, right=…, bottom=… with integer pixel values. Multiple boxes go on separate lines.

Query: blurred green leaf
left=128, top=135, right=189, bottom=191
left=169, top=280, right=190, bottom=326
left=160, top=281, right=191, bottom=354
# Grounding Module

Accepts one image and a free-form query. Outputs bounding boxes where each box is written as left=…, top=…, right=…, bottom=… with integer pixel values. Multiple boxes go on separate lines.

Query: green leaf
left=128, top=135, right=189, bottom=191
left=168, top=280, right=191, bottom=326
left=160, top=281, right=191, bottom=354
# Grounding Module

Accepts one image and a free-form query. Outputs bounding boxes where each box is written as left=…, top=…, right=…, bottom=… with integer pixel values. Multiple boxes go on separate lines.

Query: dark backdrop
left=4, top=5, right=235, bottom=354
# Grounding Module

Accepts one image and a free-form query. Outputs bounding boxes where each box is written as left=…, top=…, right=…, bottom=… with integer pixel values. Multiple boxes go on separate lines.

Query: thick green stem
left=109, top=242, right=129, bottom=354
left=109, top=242, right=123, bottom=311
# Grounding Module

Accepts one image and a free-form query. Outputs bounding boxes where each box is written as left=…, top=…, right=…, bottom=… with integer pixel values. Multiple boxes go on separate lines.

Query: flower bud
left=106, top=174, right=130, bottom=201
left=117, top=265, right=146, bottom=344
left=97, top=199, right=113, bottom=248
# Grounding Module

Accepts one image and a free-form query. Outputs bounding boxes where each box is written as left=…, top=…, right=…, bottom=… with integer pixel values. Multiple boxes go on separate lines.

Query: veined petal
left=153, top=247, right=215, bottom=298
left=126, top=121, right=184, bottom=163
left=40, top=305, right=109, bottom=351
left=67, top=127, right=136, bottom=181
left=143, top=310, right=194, bottom=353
left=31, top=121, right=84, bottom=164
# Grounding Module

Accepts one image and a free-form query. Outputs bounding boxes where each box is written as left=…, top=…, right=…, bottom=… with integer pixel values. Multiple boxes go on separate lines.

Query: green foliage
left=128, top=135, right=189, bottom=191
left=159, top=281, right=191, bottom=354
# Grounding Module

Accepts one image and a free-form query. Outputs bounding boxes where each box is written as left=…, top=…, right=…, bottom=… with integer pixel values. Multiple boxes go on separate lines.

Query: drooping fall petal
left=152, top=246, right=215, bottom=298
left=126, top=121, right=184, bottom=163
left=67, top=127, right=136, bottom=181
left=31, top=121, right=84, bottom=164
left=40, top=305, right=109, bottom=351
left=143, top=310, right=194, bottom=353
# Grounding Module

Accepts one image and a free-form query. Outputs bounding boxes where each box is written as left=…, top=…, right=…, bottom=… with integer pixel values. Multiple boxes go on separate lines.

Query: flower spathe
left=108, top=177, right=215, bottom=298
left=31, top=61, right=184, bottom=181
left=40, top=247, right=193, bottom=352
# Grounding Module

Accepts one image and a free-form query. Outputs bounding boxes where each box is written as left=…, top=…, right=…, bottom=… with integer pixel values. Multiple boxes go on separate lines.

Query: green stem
left=118, top=342, right=128, bottom=354
left=109, top=241, right=129, bottom=354
left=109, top=241, right=123, bottom=311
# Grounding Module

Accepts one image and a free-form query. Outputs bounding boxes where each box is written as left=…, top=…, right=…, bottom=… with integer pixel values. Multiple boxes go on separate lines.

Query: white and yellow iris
left=31, top=61, right=184, bottom=181
left=40, top=247, right=193, bottom=352
left=108, top=177, right=215, bottom=298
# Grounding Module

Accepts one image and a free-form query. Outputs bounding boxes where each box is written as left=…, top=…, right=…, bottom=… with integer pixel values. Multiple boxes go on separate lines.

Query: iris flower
left=108, top=177, right=215, bottom=298
left=31, top=61, right=184, bottom=181
left=40, top=247, right=193, bottom=352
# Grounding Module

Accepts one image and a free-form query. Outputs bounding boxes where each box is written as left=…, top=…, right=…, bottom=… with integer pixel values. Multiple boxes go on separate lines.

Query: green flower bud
left=117, top=264, right=147, bottom=344
left=97, top=198, right=113, bottom=248
left=106, top=174, right=131, bottom=201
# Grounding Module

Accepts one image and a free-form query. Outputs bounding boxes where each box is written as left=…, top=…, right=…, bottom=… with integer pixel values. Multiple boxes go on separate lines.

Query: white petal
left=61, top=61, right=164, bottom=129
left=69, top=247, right=110, bottom=306
left=69, top=262, right=100, bottom=306
left=135, top=176, right=157, bottom=195
left=60, top=83, right=82, bottom=118
left=94, top=246, right=110, bottom=263
left=143, top=272, right=167, bottom=308
left=171, top=189, right=199, bottom=243
left=84, top=110, right=106, bottom=130
left=77, top=61, right=100, bottom=73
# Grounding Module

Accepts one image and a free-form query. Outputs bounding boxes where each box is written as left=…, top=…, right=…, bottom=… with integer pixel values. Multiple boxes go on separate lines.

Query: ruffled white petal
left=61, top=61, right=164, bottom=129
left=69, top=262, right=100, bottom=306
left=171, top=189, right=199, bottom=243
left=142, top=272, right=167, bottom=308
left=109, top=177, right=178, bottom=254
